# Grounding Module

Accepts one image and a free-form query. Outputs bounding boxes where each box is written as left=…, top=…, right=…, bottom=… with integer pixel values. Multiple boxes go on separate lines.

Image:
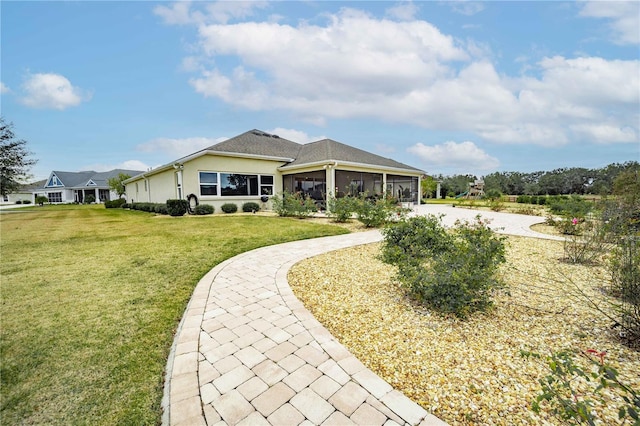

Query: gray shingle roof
left=43, top=169, right=144, bottom=189
left=286, top=138, right=423, bottom=172
left=206, top=130, right=422, bottom=173
left=206, top=129, right=301, bottom=159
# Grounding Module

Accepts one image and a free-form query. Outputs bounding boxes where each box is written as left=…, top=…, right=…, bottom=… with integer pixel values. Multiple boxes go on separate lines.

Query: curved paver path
left=163, top=206, right=561, bottom=426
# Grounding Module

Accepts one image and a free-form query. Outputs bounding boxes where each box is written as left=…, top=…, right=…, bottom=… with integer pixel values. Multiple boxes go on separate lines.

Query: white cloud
left=449, top=1, right=485, bottom=16
left=0, top=82, right=10, bottom=94
left=154, top=1, right=268, bottom=25
left=386, top=1, right=419, bottom=21
left=408, top=141, right=500, bottom=171
left=83, top=160, right=151, bottom=173
left=137, top=136, right=227, bottom=158
left=266, top=128, right=321, bottom=144
left=21, top=73, right=90, bottom=110
left=570, top=123, right=638, bottom=144
left=579, top=1, right=640, bottom=45
left=173, top=6, right=638, bottom=147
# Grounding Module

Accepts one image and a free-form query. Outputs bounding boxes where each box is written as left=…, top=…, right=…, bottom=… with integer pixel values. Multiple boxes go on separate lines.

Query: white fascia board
left=279, top=159, right=424, bottom=175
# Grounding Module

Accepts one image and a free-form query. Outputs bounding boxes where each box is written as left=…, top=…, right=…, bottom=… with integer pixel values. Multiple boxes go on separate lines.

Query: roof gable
left=206, top=129, right=301, bottom=159
left=44, top=169, right=144, bottom=189
left=286, top=139, right=422, bottom=172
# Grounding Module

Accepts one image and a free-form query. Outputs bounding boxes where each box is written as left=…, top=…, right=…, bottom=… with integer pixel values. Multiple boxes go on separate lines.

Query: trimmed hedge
left=166, top=199, right=188, bottom=217
left=242, top=202, right=260, bottom=213
left=194, top=204, right=214, bottom=215
left=221, top=203, right=238, bottom=214
left=105, top=198, right=126, bottom=209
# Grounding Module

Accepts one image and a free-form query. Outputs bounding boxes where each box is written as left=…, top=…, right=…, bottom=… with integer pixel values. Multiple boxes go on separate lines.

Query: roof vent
left=272, top=134, right=280, bottom=138
left=251, top=131, right=262, bottom=136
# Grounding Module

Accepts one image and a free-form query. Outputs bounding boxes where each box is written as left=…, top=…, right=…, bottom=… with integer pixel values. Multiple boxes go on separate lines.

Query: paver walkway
left=163, top=206, right=560, bottom=426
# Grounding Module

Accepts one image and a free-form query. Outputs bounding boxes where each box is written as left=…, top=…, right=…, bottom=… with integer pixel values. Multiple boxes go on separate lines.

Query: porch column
left=382, top=173, right=388, bottom=197
left=436, top=182, right=442, bottom=199
left=95, top=188, right=99, bottom=203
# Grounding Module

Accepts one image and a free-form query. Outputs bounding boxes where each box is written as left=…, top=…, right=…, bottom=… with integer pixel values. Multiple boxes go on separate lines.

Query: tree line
left=423, top=161, right=639, bottom=198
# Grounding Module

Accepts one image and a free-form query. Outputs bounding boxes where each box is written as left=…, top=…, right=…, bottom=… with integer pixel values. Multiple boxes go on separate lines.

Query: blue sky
left=2, top=1, right=638, bottom=181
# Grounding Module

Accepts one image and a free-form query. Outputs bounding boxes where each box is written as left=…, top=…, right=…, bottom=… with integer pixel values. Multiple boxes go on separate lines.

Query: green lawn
left=0, top=205, right=348, bottom=424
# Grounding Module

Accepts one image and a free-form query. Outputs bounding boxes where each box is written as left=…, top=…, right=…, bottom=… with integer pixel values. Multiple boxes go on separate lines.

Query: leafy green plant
left=154, top=204, right=169, bottom=215
left=562, top=218, right=609, bottom=265
left=354, top=194, right=399, bottom=228
left=326, top=195, right=358, bottom=223
left=104, top=198, right=126, bottom=209
left=35, top=196, right=48, bottom=206
left=194, top=204, right=214, bottom=215
left=382, top=215, right=506, bottom=318
left=221, top=203, right=238, bottom=214
left=242, top=202, right=260, bottom=213
left=84, top=195, right=96, bottom=204
left=166, top=199, right=188, bottom=217
left=21, top=199, right=31, bottom=204
left=272, top=191, right=317, bottom=218
left=521, top=349, right=639, bottom=425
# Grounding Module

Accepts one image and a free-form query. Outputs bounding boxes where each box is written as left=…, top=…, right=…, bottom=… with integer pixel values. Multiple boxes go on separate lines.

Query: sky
left=1, top=0, right=639, bottom=181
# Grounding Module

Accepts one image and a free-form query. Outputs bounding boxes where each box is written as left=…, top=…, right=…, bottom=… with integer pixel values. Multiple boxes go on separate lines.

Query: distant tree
left=107, top=173, right=131, bottom=199
left=441, top=174, right=476, bottom=197
left=0, top=118, right=38, bottom=197
left=421, top=176, right=438, bottom=198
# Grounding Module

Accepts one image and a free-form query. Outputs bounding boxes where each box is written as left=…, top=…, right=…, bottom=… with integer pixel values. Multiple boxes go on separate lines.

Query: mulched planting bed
left=288, top=235, right=640, bottom=425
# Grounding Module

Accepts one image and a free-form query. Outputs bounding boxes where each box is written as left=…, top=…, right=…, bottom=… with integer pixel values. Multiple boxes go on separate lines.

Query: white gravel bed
left=288, top=236, right=640, bottom=425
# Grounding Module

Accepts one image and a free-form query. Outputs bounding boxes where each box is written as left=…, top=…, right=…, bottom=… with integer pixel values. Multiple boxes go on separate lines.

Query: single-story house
left=30, top=169, right=144, bottom=204
left=124, top=129, right=424, bottom=212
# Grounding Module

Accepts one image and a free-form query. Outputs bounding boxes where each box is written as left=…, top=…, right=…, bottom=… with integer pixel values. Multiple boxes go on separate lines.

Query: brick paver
left=164, top=204, right=553, bottom=425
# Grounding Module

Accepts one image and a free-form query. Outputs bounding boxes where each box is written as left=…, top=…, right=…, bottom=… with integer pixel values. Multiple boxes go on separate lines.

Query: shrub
left=154, top=204, right=169, bottom=215
left=327, top=196, right=358, bottom=223
left=548, top=195, right=592, bottom=217
left=484, top=189, right=502, bottom=201
left=166, top=199, right=188, bottom=217
left=272, top=191, right=317, bottom=218
left=562, top=218, right=609, bottom=265
left=382, top=215, right=506, bottom=318
left=221, top=203, right=238, bottom=214
left=521, top=349, right=640, bottom=425
left=354, top=195, right=398, bottom=228
left=242, top=202, right=260, bottom=213
left=22, top=200, right=31, bottom=204
left=121, top=203, right=131, bottom=209
left=35, top=195, right=48, bottom=206
left=194, top=204, right=214, bottom=215
left=15, top=200, right=22, bottom=205
left=517, top=195, right=531, bottom=204
left=104, top=198, right=126, bottom=209
left=84, top=195, right=96, bottom=204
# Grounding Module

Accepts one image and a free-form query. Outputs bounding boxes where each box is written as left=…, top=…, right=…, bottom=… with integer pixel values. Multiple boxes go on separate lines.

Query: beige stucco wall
left=125, top=154, right=287, bottom=213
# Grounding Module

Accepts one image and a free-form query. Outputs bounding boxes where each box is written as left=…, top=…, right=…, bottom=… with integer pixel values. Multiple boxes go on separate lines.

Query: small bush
left=484, top=189, right=502, bottom=201
left=15, top=200, right=22, bottom=205
left=105, top=198, right=126, bottom=209
left=382, top=215, right=506, bottom=318
left=84, top=195, right=96, bottom=204
left=327, top=196, right=358, bottom=222
left=121, top=203, right=130, bottom=209
left=22, top=200, right=31, bottom=204
left=154, top=204, right=169, bottom=215
left=35, top=195, right=48, bottom=206
left=563, top=219, right=609, bottom=265
left=517, top=195, right=531, bottom=204
left=272, top=191, right=317, bottom=218
left=221, top=203, right=238, bottom=214
left=194, top=204, right=214, bottom=215
left=354, top=195, right=398, bottom=228
left=242, top=202, right=260, bottom=213
left=166, top=199, right=188, bottom=217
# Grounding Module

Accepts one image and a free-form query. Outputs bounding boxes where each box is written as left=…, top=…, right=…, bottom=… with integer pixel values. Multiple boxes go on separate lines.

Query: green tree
left=0, top=118, right=37, bottom=197
left=107, top=173, right=131, bottom=199
left=420, top=176, right=438, bottom=198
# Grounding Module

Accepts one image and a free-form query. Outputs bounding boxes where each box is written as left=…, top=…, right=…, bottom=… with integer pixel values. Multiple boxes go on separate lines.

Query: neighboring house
left=31, top=169, right=144, bottom=204
left=1, top=180, right=45, bottom=204
left=124, top=129, right=424, bottom=213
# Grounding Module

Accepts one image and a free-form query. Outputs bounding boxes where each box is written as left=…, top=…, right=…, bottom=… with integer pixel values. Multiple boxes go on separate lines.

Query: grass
left=0, top=205, right=348, bottom=424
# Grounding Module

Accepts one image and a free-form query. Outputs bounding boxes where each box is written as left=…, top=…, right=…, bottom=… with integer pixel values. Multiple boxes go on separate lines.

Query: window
left=48, top=192, right=62, bottom=203
left=221, top=173, right=258, bottom=196
left=199, top=172, right=218, bottom=196
left=260, top=175, right=274, bottom=195
left=200, top=172, right=272, bottom=197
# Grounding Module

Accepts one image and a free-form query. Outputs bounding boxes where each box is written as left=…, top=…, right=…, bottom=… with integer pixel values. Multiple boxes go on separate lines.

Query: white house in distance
left=124, top=129, right=423, bottom=213
left=30, top=169, right=144, bottom=204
